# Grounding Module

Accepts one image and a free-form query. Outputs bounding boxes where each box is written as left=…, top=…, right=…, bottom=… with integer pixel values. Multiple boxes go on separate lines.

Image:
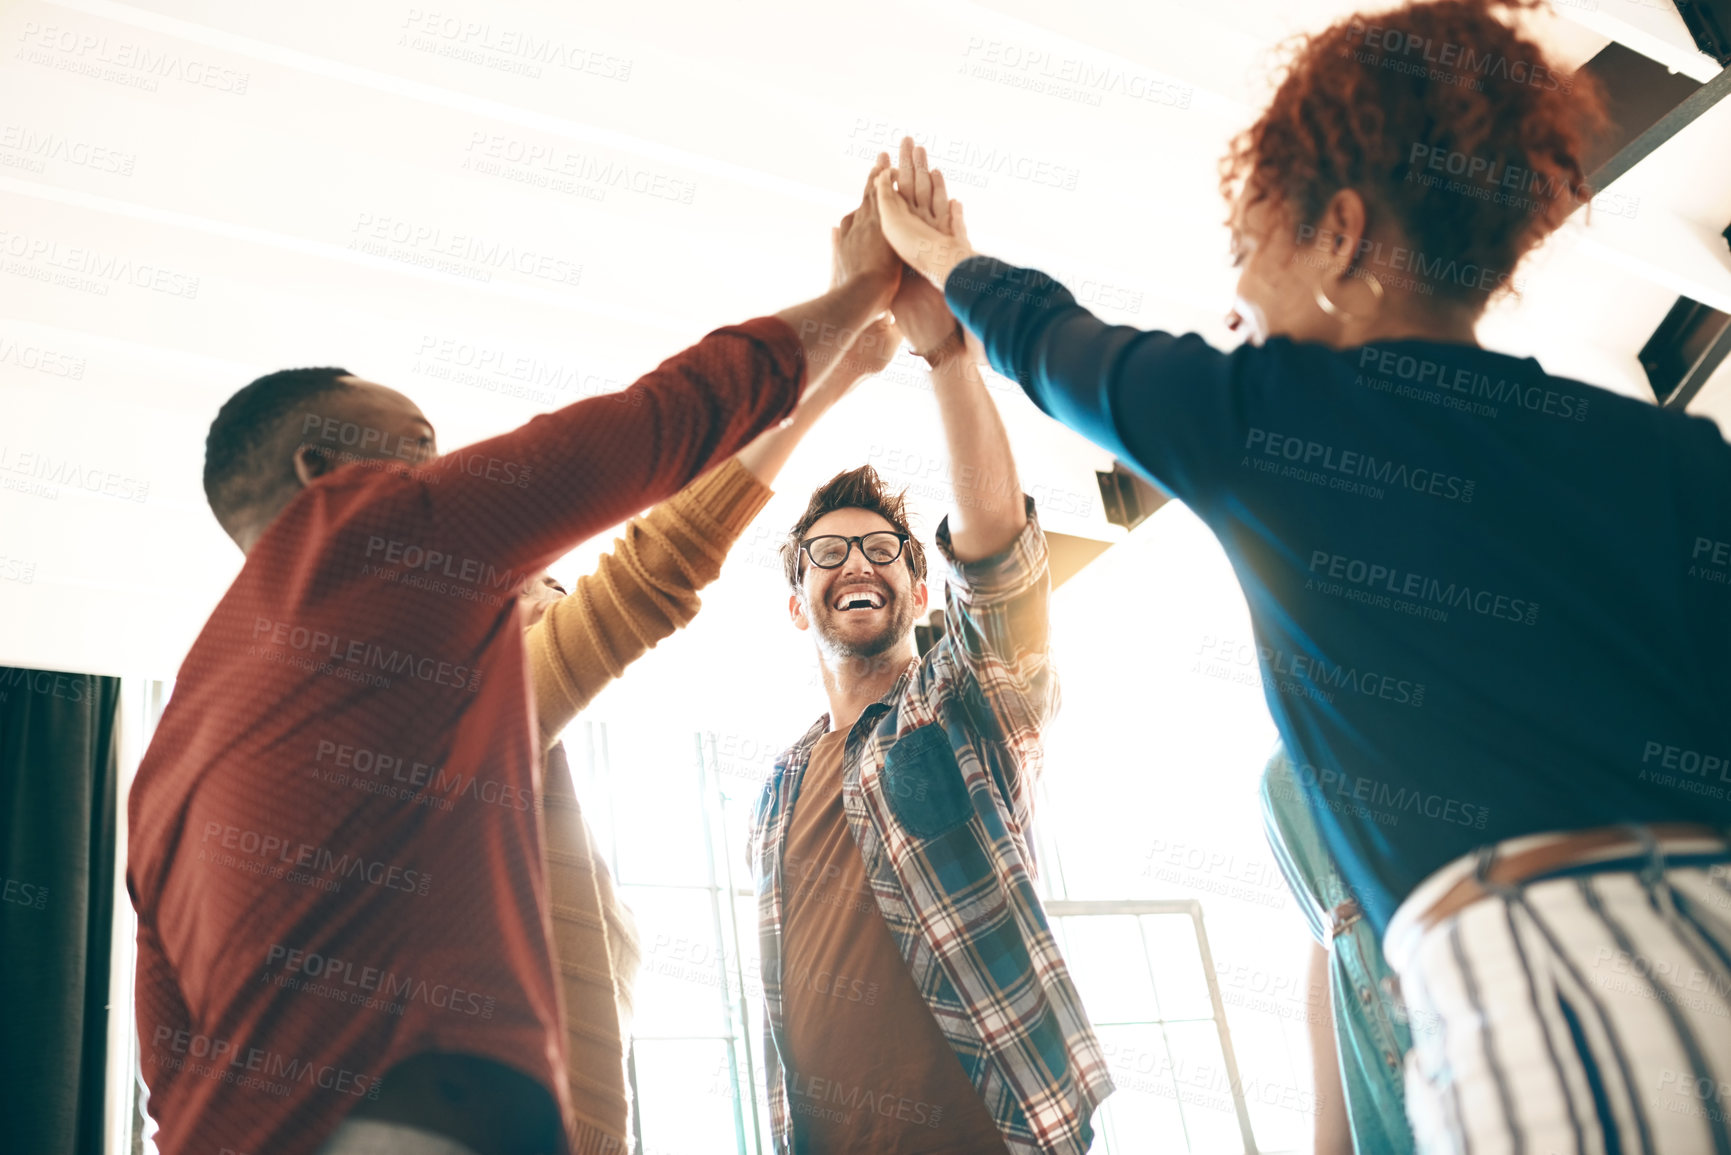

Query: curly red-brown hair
left=1220, top=0, right=1610, bottom=305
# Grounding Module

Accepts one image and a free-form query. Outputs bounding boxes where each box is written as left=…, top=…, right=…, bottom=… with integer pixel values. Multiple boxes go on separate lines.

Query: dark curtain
left=0, top=666, right=123, bottom=1154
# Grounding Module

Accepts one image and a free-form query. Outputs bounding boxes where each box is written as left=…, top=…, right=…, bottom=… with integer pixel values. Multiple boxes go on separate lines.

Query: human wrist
left=844, top=267, right=899, bottom=315
left=826, top=355, right=876, bottom=391
left=914, top=321, right=966, bottom=369
left=790, top=382, right=845, bottom=426
left=807, top=337, right=875, bottom=384
left=918, top=243, right=975, bottom=291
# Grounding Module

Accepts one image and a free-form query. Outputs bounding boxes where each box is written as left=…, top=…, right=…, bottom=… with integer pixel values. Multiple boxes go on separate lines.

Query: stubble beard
left=813, top=592, right=916, bottom=662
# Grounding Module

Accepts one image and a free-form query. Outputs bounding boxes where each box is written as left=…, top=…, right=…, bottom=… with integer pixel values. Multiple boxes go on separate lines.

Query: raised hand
left=734, top=218, right=901, bottom=486
left=834, top=153, right=903, bottom=310
left=812, top=176, right=902, bottom=390
left=833, top=314, right=901, bottom=388
left=774, top=152, right=918, bottom=409
left=820, top=224, right=902, bottom=385
left=885, top=140, right=965, bottom=359
left=873, top=137, right=978, bottom=290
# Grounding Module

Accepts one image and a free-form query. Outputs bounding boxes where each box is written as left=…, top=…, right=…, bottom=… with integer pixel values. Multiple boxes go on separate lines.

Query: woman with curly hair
left=875, top=1, right=1731, bottom=1151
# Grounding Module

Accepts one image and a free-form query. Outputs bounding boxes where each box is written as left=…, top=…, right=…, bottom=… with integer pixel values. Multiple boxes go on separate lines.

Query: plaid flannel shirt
left=748, top=497, right=1114, bottom=1155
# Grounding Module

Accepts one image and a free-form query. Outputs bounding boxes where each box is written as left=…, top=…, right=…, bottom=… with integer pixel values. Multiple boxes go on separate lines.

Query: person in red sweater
left=128, top=161, right=906, bottom=1155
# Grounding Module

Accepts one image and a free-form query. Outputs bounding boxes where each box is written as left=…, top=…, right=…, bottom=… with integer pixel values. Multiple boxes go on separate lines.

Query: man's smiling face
left=789, top=507, right=927, bottom=660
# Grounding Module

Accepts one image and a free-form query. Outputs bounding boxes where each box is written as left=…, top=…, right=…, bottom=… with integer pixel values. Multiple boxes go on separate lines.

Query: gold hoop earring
left=1314, top=270, right=1385, bottom=323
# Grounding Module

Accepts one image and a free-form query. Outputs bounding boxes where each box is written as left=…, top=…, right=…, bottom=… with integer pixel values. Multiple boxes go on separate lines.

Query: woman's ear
left=1319, top=188, right=1369, bottom=264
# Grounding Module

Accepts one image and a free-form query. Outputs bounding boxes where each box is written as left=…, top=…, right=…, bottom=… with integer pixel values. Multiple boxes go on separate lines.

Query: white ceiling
left=1, top=0, right=1727, bottom=678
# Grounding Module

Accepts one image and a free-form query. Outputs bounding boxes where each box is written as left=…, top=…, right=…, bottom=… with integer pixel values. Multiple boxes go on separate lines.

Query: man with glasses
left=746, top=143, right=1112, bottom=1155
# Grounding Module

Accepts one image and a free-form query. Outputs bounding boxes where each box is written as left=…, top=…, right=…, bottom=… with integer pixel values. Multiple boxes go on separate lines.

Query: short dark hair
left=203, top=367, right=353, bottom=534
left=781, top=465, right=927, bottom=591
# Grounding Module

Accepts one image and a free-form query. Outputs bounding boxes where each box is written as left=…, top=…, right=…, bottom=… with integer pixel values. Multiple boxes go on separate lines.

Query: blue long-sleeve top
left=945, top=254, right=1731, bottom=934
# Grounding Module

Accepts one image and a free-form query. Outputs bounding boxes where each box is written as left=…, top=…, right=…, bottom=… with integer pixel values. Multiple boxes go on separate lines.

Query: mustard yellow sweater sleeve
left=526, top=456, right=774, bottom=749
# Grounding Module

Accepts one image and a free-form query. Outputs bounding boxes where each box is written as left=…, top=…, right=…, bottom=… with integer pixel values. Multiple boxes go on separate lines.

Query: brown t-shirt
left=781, top=728, right=1009, bottom=1155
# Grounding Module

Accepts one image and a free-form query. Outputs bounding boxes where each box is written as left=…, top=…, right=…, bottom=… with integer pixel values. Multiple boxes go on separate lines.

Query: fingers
left=949, top=200, right=970, bottom=248
left=874, top=166, right=950, bottom=281
left=897, top=137, right=916, bottom=205
left=859, top=154, right=892, bottom=229
left=913, top=146, right=933, bottom=216
left=863, top=152, right=889, bottom=204
left=873, top=166, right=903, bottom=221
left=846, top=154, right=885, bottom=236
left=873, top=168, right=915, bottom=253
left=930, top=170, right=950, bottom=233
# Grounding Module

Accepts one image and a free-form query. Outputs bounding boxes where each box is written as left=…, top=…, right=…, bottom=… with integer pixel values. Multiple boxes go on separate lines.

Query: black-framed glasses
left=799, top=531, right=909, bottom=571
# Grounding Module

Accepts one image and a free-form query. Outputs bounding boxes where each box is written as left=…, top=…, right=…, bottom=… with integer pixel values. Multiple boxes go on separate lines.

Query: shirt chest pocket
left=881, top=723, right=973, bottom=839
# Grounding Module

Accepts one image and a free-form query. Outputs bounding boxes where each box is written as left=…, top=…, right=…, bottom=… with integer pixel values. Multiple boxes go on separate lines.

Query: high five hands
left=880, top=139, right=963, bottom=364
left=808, top=154, right=902, bottom=396
left=875, top=137, right=980, bottom=297
left=834, top=153, right=903, bottom=312
left=821, top=137, right=981, bottom=382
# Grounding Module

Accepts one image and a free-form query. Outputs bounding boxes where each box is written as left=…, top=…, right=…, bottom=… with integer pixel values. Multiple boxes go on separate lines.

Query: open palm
left=885, top=140, right=964, bottom=353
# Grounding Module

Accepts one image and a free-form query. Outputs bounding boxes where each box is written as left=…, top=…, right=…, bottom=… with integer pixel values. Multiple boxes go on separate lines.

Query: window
left=571, top=719, right=1267, bottom=1154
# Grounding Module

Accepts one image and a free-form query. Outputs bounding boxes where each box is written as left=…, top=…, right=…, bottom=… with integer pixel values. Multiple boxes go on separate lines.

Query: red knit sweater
left=127, top=318, right=803, bottom=1155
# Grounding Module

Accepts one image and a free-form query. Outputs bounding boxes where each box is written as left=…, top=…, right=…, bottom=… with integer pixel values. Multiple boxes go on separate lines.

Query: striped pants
left=1388, top=839, right=1731, bottom=1155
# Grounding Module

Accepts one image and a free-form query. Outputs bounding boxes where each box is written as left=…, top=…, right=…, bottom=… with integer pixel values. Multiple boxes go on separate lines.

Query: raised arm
left=879, top=139, right=1026, bottom=561
left=940, top=256, right=1228, bottom=479
left=873, top=142, right=1239, bottom=510
left=739, top=182, right=906, bottom=486
left=733, top=314, right=898, bottom=486
left=874, top=142, right=1054, bottom=821
left=527, top=300, right=903, bottom=748
left=397, top=163, right=902, bottom=578
left=523, top=335, right=897, bottom=749
left=774, top=155, right=902, bottom=387
left=525, top=458, right=772, bottom=748
left=409, top=320, right=798, bottom=582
